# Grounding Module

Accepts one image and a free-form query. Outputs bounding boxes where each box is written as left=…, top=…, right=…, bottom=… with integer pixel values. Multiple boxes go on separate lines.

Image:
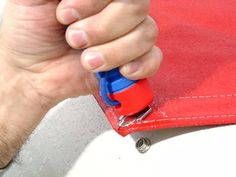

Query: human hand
left=0, top=0, right=162, bottom=167
left=0, top=0, right=162, bottom=105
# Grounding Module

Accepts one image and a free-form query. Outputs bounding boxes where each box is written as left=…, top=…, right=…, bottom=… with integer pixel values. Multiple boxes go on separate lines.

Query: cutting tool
left=97, top=68, right=153, bottom=127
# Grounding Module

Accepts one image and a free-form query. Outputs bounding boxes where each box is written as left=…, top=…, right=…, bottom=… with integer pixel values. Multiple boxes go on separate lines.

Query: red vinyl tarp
left=95, top=0, right=236, bottom=136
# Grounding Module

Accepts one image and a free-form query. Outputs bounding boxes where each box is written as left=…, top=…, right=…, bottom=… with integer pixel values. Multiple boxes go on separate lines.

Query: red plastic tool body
left=111, top=79, right=153, bottom=116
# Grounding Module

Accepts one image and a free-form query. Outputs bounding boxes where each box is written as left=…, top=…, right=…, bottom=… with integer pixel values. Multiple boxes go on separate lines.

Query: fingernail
left=68, top=30, right=88, bottom=48
left=123, top=61, right=141, bottom=75
left=59, top=8, right=80, bottom=24
left=83, top=52, right=104, bottom=70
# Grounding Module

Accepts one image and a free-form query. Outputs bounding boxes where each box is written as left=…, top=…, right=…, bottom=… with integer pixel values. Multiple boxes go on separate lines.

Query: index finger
left=57, top=0, right=112, bottom=25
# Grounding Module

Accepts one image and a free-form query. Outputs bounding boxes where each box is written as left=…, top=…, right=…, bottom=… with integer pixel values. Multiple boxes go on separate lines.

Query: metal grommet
left=136, top=137, right=151, bottom=153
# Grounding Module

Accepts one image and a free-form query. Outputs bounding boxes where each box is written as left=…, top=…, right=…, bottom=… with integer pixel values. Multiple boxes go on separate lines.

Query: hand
left=1, top=0, right=162, bottom=104
left=0, top=0, right=162, bottom=167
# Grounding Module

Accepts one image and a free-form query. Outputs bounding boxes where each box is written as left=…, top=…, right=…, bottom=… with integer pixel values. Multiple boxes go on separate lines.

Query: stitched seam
left=142, top=114, right=236, bottom=124
left=127, top=118, right=236, bottom=133
left=125, top=114, right=236, bottom=132
left=159, top=94, right=236, bottom=101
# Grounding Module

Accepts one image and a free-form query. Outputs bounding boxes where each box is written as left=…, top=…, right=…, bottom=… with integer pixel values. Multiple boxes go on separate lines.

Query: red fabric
left=95, top=0, right=236, bottom=136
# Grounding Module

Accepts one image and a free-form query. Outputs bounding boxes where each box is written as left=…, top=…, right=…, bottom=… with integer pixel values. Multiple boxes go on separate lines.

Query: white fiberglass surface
left=66, top=125, right=236, bottom=177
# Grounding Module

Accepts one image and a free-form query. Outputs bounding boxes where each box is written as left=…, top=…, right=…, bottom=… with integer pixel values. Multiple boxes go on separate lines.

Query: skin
left=0, top=0, right=163, bottom=168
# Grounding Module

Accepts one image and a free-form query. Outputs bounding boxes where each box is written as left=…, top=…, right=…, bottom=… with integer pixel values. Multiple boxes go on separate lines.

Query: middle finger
left=66, top=0, right=150, bottom=49
left=80, top=16, right=158, bottom=72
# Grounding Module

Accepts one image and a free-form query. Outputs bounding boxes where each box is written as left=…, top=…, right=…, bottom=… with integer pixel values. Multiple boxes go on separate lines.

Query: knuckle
left=150, top=48, right=163, bottom=74
left=102, top=52, right=121, bottom=70
left=129, top=0, right=150, bottom=17
left=145, top=63, right=158, bottom=77
left=144, top=48, right=163, bottom=76
left=139, top=67, right=154, bottom=78
left=93, top=22, right=108, bottom=36
left=153, top=47, right=163, bottom=63
left=142, top=17, right=158, bottom=45
left=147, top=62, right=158, bottom=75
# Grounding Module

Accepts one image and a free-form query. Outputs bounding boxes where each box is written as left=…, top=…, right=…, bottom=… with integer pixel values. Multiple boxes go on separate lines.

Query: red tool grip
left=110, top=79, right=154, bottom=116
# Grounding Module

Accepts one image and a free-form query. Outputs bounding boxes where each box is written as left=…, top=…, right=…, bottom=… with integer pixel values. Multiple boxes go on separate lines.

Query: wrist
left=0, top=56, right=51, bottom=168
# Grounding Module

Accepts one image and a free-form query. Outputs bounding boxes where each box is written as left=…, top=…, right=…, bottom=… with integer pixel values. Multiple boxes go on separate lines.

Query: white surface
left=67, top=126, right=236, bottom=177
left=2, top=96, right=111, bottom=177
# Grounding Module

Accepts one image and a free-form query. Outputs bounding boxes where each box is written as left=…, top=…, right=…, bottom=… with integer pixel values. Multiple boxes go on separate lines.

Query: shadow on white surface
left=131, top=126, right=215, bottom=144
left=2, top=96, right=111, bottom=177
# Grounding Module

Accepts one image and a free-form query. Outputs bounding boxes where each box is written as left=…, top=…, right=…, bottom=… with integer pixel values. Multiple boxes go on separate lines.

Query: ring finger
left=80, top=16, right=158, bottom=73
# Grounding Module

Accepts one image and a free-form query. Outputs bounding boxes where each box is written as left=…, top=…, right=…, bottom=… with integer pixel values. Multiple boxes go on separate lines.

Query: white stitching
left=159, top=94, right=236, bottom=101
left=142, top=114, right=236, bottom=123
left=124, top=114, right=236, bottom=132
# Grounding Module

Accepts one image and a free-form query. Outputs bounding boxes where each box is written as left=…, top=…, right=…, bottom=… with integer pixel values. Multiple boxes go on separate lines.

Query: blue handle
left=97, top=68, right=137, bottom=106
left=98, top=76, right=120, bottom=106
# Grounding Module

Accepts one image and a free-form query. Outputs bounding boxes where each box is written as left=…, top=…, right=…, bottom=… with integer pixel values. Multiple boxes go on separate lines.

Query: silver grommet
left=136, top=137, right=151, bottom=153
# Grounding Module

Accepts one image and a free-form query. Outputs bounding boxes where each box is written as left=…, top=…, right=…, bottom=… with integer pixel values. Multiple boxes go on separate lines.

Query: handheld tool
left=97, top=68, right=153, bottom=127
